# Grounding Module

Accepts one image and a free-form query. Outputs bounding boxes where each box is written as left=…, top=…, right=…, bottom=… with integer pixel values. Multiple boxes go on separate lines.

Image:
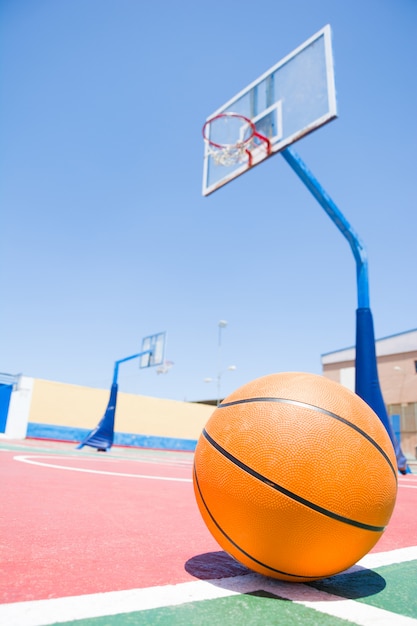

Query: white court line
left=13, top=455, right=192, bottom=482
left=398, top=476, right=417, bottom=489
left=13, top=454, right=416, bottom=486
left=1, top=547, right=416, bottom=626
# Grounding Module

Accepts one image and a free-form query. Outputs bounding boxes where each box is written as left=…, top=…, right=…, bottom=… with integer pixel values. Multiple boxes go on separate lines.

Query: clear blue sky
left=1, top=0, right=416, bottom=403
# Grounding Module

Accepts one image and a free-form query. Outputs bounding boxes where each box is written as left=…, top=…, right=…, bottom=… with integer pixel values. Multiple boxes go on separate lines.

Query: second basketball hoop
left=202, top=112, right=271, bottom=168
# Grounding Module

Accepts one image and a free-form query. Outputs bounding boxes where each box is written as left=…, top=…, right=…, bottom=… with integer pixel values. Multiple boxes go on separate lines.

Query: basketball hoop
left=156, top=360, right=174, bottom=375
left=202, top=112, right=271, bottom=167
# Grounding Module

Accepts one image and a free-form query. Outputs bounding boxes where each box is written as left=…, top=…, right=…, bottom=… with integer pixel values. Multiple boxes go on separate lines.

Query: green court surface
left=8, top=556, right=416, bottom=626
left=40, top=558, right=417, bottom=626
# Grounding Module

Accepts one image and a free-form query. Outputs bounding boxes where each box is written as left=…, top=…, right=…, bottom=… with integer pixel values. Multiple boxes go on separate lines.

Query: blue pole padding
left=355, top=308, right=393, bottom=436
left=76, top=383, right=118, bottom=451
left=355, top=308, right=409, bottom=473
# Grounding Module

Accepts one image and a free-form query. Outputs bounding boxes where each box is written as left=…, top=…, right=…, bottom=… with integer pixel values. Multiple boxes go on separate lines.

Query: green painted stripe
left=58, top=561, right=417, bottom=626
left=37, top=559, right=417, bottom=626
left=59, top=592, right=356, bottom=625
left=310, top=559, right=417, bottom=619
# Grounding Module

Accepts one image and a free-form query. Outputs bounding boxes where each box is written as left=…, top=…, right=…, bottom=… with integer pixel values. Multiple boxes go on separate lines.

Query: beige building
left=321, top=328, right=417, bottom=459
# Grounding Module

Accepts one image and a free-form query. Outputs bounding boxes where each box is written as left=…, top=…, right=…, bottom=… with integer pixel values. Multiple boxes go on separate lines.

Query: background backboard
left=202, top=24, right=337, bottom=196
left=140, top=332, right=166, bottom=368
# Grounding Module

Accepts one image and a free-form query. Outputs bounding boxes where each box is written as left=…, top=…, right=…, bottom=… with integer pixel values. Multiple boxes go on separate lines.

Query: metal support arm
left=112, top=350, right=151, bottom=385
left=281, top=147, right=369, bottom=309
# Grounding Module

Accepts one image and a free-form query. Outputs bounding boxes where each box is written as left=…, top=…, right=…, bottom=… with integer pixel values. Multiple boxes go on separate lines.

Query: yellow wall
left=29, top=379, right=214, bottom=440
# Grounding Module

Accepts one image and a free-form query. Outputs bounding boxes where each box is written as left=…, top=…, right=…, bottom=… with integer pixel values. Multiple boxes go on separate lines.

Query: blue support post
left=281, top=147, right=409, bottom=473
left=77, top=383, right=118, bottom=451
left=77, top=349, right=152, bottom=451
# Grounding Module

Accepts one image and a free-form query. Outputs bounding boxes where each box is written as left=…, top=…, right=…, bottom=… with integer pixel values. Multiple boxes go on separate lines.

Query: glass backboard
left=140, top=332, right=166, bottom=368
left=202, top=25, right=337, bottom=196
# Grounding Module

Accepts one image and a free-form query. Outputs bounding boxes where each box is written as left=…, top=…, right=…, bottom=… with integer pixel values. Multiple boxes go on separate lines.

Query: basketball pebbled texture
left=193, top=372, right=398, bottom=582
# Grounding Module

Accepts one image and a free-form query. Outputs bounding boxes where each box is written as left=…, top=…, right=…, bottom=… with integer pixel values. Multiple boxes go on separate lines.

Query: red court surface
left=0, top=442, right=213, bottom=603
left=0, top=439, right=416, bottom=625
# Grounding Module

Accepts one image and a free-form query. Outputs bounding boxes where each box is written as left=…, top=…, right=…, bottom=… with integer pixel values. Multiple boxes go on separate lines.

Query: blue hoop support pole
left=76, top=383, right=118, bottom=451
left=77, top=349, right=152, bottom=452
left=281, top=147, right=409, bottom=473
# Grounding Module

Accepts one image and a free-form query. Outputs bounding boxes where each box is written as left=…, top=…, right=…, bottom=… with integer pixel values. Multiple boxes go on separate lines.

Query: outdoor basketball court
left=0, top=438, right=416, bottom=625
left=2, top=23, right=415, bottom=626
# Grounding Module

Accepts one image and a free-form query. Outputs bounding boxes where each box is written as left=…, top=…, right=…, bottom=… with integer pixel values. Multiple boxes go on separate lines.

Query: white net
left=208, top=142, right=251, bottom=167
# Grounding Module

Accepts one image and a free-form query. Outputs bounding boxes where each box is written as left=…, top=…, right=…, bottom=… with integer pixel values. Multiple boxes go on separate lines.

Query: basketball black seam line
left=218, top=396, right=398, bottom=482
left=202, top=428, right=386, bottom=533
left=193, top=463, right=316, bottom=580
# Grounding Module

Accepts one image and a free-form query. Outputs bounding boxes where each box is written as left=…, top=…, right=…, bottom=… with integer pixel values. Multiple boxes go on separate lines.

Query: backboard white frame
left=202, top=24, right=337, bottom=196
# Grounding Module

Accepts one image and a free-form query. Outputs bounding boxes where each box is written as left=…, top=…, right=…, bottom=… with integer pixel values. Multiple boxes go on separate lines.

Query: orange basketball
left=193, top=372, right=398, bottom=582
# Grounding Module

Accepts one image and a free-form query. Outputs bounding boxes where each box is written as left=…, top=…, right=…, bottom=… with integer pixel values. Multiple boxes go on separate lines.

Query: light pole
left=204, top=320, right=236, bottom=405
left=204, top=366, right=237, bottom=405
left=217, top=320, right=228, bottom=404
left=393, top=366, right=407, bottom=407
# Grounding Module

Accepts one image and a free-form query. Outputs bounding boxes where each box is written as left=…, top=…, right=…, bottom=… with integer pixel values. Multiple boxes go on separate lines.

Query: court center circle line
left=13, top=454, right=192, bottom=482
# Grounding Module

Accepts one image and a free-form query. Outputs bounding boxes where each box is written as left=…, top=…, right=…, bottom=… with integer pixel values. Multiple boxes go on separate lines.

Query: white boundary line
left=398, top=476, right=417, bottom=489
left=13, top=455, right=192, bottom=483
left=1, top=547, right=416, bottom=626
left=13, top=454, right=416, bottom=487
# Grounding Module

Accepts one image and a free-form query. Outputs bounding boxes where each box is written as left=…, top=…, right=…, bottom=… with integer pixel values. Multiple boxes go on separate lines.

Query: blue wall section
left=0, top=384, right=13, bottom=433
left=26, top=422, right=198, bottom=451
